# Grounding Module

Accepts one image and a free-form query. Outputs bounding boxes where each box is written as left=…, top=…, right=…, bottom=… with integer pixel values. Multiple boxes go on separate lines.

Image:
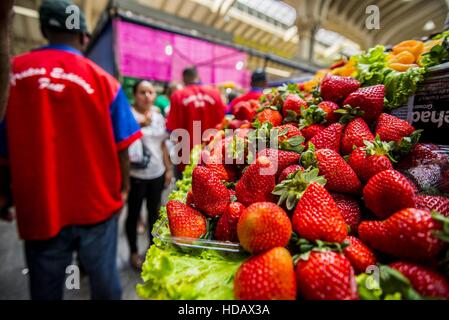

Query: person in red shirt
left=229, top=68, right=267, bottom=111
left=0, top=0, right=142, bottom=300
left=166, top=67, right=226, bottom=177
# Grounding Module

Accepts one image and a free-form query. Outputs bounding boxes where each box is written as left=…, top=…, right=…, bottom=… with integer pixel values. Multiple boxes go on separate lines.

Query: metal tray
left=152, top=218, right=244, bottom=253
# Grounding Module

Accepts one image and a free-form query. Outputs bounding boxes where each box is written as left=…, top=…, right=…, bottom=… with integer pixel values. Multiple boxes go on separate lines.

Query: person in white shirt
left=126, top=80, right=173, bottom=270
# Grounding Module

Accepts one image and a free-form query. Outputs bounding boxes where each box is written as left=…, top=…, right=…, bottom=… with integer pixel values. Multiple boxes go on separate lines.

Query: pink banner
left=115, top=20, right=249, bottom=88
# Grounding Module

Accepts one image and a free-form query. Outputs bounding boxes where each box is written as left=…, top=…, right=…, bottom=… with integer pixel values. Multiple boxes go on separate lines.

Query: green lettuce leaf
left=136, top=245, right=244, bottom=300
left=383, top=67, right=425, bottom=110
left=354, top=45, right=388, bottom=86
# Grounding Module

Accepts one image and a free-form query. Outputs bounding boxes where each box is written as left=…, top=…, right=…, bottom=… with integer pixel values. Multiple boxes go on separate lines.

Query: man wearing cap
left=0, top=0, right=142, bottom=300
left=229, top=68, right=268, bottom=110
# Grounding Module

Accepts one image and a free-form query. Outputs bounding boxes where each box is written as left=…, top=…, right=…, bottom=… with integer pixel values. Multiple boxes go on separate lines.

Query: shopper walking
left=166, top=67, right=226, bottom=177
left=126, top=80, right=173, bottom=270
left=0, top=0, right=142, bottom=300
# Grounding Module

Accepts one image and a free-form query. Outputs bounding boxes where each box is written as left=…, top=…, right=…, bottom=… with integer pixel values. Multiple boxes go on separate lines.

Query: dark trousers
left=24, top=215, right=122, bottom=300
left=126, top=175, right=165, bottom=254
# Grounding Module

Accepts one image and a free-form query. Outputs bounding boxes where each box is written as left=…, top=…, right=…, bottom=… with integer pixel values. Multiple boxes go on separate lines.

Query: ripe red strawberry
left=343, top=236, right=377, bottom=274
left=296, top=250, right=358, bottom=300
left=320, top=74, right=360, bottom=104
left=331, top=193, right=362, bottom=232
left=282, top=94, right=307, bottom=118
left=375, top=113, right=415, bottom=142
left=237, top=202, right=292, bottom=253
left=166, top=200, right=207, bottom=238
left=301, top=124, right=325, bottom=141
left=416, top=195, right=449, bottom=217
left=235, top=156, right=276, bottom=206
left=309, top=123, right=345, bottom=152
left=313, top=148, right=362, bottom=194
left=278, top=164, right=303, bottom=183
left=233, top=101, right=256, bottom=121
left=358, top=208, right=445, bottom=261
left=318, top=101, right=340, bottom=123
left=255, top=108, right=283, bottom=127
left=234, top=247, right=296, bottom=300
left=348, top=143, right=394, bottom=183
left=292, top=182, right=348, bottom=243
left=276, top=124, right=303, bottom=143
left=256, top=148, right=301, bottom=177
left=186, top=190, right=195, bottom=207
left=363, top=170, right=417, bottom=219
left=341, top=118, right=374, bottom=155
left=215, top=202, right=245, bottom=242
left=343, top=85, right=385, bottom=123
left=204, top=163, right=232, bottom=182
left=192, top=166, right=230, bottom=217
left=390, top=262, right=449, bottom=299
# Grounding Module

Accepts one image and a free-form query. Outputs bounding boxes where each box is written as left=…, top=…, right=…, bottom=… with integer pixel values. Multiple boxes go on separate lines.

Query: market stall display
left=137, top=31, right=449, bottom=300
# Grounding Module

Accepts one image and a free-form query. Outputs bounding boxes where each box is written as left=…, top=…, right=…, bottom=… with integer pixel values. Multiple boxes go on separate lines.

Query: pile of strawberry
left=165, top=73, right=449, bottom=300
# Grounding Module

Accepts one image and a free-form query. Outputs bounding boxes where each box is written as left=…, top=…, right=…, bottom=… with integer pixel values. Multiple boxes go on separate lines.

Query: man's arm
left=0, top=0, right=14, bottom=120
left=161, top=141, right=174, bottom=187
left=118, top=148, right=130, bottom=203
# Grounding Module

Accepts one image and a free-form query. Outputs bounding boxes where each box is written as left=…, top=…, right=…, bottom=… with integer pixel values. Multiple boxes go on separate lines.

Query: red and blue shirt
left=229, top=87, right=264, bottom=110
left=0, top=45, right=141, bottom=240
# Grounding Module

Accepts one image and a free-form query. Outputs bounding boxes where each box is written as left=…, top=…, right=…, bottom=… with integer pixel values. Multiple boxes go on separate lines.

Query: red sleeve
left=166, top=92, right=180, bottom=132
left=213, top=90, right=226, bottom=125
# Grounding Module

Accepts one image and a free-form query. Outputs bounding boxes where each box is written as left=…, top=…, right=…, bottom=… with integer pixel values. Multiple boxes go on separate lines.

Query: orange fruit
left=393, top=40, right=424, bottom=59
left=388, top=62, right=418, bottom=72
left=389, top=51, right=416, bottom=64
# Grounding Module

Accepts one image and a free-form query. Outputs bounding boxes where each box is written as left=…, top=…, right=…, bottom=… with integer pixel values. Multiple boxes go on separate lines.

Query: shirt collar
left=37, top=44, right=83, bottom=56
left=250, top=87, right=264, bottom=92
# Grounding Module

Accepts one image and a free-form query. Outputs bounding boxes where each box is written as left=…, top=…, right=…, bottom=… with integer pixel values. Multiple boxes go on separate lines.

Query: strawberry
left=282, top=94, right=307, bottom=118
left=439, top=169, right=449, bottom=194
left=375, top=113, right=415, bottom=142
left=292, top=182, right=348, bottom=243
left=309, top=123, right=345, bottom=152
left=255, top=108, right=283, bottom=127
left=416, top=195, right=449, bottom=217
left=331, top=193, right=362, bottom=232
left=275, top=124, right=305, bottom=153
left=166, top=200, right=207, bottom=238
left=237, top=202, right=292, bottom=253
left=301, top=124, right=325, bottom=141
left=318, top=101, right=340, bottom=123
left=320, top=74, right=360, bottom=104
left=204, top=163, right=232, bottom=182
left=302, top=147, right=361, bottom=194
left=343, top=236, right=377, bottom=274
left=363, top=170, right=417, bottom=219
left=186, top=190, right=195, bottom=207
left=348, top=138, right=394, bottom=183
left=256, top=148, right=301, bottom=176
left=358, top=208, right=445, bottom=261
left=192, top=166, right=230, bottom=217
left=343, top=85, right=385, bottom=123
left=278, top=164, right=303, bottom=183
left=390, top=262, right=449, bottom=299
left=296, top=250, right=358, bottom=300
left=397, top=143, right=448, bottom=170
left=405, top=164, right=442, bottom=192
left=234, top=247, right=296, bottom=300
left=233, top=101, right=256, bottom=121
left=341, top=118, right=374, bottom=155
left=235, top=156, right=276, bottom=206
left=215, top=202, right=245, bottom=242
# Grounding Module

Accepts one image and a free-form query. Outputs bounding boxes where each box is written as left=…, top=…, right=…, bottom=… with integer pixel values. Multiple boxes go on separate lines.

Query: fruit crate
left=152, top=218, right=244, bottom=253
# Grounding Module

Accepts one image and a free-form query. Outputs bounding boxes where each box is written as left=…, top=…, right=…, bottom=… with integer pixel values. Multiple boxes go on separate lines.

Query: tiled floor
left=0, top=208, right=149, bottom=300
